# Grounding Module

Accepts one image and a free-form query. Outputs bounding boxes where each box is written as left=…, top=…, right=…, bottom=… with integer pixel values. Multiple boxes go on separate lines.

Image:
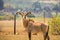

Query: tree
left=53, top=3, right=60, bottom=16
left=32, top=1, right=42, bottom=13
left=58, top=2, right=60, bottom=12
left=0, top=0, right=4, bottom=10
left=44, top=6, right=52, bottom=18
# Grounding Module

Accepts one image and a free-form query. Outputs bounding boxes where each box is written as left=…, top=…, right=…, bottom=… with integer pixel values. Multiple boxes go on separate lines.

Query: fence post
left=43, top=10, right=45, bottom=23
left=14, top=14, right=16, bottom=35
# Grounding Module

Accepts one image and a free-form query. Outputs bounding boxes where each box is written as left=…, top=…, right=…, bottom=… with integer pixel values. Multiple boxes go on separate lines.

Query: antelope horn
left=25, top=12, right=31, bottom=16
left=16, top=10, right=23, bottom=16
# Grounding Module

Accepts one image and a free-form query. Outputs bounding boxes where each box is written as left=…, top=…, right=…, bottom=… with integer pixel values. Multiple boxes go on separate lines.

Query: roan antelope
left=16, top=11, right=50, bottom=40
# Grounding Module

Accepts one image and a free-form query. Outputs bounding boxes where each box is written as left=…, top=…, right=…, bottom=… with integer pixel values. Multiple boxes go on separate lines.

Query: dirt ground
left=0, top=20, right=60, bottom=40
left=0, top=32, right=60, bottom=40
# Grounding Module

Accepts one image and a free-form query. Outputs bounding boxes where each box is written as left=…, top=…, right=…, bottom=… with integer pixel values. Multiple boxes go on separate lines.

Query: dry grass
left=0, top=20, right=60, bottom=40
left=0, top=33, right=60, bottom=40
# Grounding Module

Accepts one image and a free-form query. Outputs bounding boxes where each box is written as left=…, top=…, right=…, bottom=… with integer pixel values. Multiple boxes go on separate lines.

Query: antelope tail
left=48, top=25, right=49, bottom=32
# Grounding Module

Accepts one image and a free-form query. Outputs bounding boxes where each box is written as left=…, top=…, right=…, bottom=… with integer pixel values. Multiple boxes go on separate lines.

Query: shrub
left=3, top=14, right=14, bottom=20
left=49, top=15, right=60, bottom=35
left=0, top=14, right=14, bottom=20
left=27, top=14, right=35, bottom=18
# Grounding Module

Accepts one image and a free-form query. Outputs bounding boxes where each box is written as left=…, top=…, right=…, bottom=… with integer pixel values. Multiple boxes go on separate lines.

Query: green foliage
left=0, top=14, right=14, bottom=20
left=0, top=16, right=3, bottom=20
left=27, top=14, right=35, bottom=18
left=49, top=15, right=60, bottom=35
left=3, top=15, right=14, bottom=20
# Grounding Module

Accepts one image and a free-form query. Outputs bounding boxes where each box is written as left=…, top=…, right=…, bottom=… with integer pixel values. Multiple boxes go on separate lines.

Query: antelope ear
left=26, top=12, right=31, bottom=16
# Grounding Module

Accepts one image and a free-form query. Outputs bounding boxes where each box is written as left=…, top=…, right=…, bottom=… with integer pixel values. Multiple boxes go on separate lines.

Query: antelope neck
left=22, top=18, right=28, bottom=28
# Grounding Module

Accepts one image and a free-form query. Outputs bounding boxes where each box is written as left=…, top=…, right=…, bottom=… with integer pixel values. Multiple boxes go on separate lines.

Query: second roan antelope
left=16, top=11, right=50, bottom=40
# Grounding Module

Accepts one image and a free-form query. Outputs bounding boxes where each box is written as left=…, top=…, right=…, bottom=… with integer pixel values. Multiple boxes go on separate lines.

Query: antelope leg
left=28, top=31, right=31, bottom=40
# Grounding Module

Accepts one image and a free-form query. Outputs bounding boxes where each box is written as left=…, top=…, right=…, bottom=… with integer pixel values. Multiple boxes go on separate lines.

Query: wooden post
left=14, top=14, right=16, bottom=35
left=43, top=11, right=45, bottom=23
